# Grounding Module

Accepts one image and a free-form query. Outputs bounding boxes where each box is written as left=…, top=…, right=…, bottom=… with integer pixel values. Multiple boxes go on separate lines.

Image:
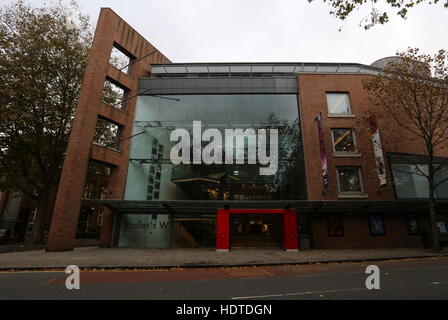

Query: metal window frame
left=331, top=128, right=358, bottom=154
left=336, top=166, right=365, bottom=194
left=326, top=92, right=353, bottom=116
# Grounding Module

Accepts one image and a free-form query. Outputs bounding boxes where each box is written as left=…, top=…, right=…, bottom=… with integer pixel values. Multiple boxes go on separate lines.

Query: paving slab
left=0, top=247, right=447, bottom=270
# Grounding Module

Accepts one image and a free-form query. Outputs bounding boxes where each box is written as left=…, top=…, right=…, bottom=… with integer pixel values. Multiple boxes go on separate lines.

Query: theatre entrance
left=216, top=209, right=299, bottom=252
left=230, top=213, right=282, bottom=248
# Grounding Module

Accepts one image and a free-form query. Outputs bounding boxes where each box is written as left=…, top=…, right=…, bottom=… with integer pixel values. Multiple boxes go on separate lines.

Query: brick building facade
left=42, top=8, right=448, bottom=252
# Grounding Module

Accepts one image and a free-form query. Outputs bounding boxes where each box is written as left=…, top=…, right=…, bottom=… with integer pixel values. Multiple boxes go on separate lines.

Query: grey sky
left=2, top=0, right=447, bottom=65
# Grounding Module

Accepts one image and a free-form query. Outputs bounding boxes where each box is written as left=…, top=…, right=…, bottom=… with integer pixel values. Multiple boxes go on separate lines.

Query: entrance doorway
left=230, top=213, right=282, bottom=248
left=216, top=209, right=299, bottom=252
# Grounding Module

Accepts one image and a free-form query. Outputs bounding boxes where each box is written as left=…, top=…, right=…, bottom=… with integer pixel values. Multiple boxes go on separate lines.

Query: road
left=0, top=257, right=447, bottom=300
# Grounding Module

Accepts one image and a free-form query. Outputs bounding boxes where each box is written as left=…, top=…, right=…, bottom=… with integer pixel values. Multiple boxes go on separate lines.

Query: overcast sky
left=2, top=0, right=447, bottom=65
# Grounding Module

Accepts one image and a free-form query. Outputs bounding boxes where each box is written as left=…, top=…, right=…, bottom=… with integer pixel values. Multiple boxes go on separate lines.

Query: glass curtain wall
left=119, top=94, right=306, bottom=248
left=392, top=164, right=448, bottom=199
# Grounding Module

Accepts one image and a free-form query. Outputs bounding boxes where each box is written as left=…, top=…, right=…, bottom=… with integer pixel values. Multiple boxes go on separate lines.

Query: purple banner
left=316, top=113, right=329, bottom=189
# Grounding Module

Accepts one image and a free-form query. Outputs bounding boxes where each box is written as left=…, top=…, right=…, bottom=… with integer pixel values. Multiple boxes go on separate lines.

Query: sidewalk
left=0, top=247, right=447, bottom=270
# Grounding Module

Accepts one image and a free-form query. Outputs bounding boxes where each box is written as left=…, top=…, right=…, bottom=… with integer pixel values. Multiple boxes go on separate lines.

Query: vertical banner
left=315, top=113, right=329, bottom=189
left=368, top=115, right=387, bottom=186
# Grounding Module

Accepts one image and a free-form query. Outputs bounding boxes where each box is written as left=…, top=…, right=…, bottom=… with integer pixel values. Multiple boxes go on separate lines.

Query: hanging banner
left=315, top=113, right=329, bottom=189
left=368, top=115, right=387, bottom=186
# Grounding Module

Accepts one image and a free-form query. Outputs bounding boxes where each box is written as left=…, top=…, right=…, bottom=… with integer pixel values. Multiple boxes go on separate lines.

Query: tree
left=363, top=48, right=448, bottom=251
left=0, top=0, right=92, bottom=243
left=308, top=0, right=448, bottom=29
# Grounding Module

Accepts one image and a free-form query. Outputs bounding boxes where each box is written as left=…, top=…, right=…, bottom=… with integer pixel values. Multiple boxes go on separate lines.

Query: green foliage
left=308, top=0, right=448, bottom=29
left=363, top=48, right=448, bottom=251
left=0, top=0, right=92, bottom=198
left=364, top=48, right=448, bottom=152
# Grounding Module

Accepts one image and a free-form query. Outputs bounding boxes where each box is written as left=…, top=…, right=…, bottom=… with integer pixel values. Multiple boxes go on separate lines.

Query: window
left=331, top=129, right=357, bottom=154
left=93, top=118, right=120, bottom=149
left=109, top=44, right=134, bottom=75
left=438, top=221, right=448, bottom=234
left=391, top=163, right=448, bottom=199
left=101, top=79, right=127, bottom=109
left=125, top=94, right=307, bottom=202
left=337, top=167, right=364, bottom=194
left=326, top=93, right=352, bottom=115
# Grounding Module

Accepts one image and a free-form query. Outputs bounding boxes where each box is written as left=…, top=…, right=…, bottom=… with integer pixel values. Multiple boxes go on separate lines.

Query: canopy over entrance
left=87, top=199, right=448, bottom=215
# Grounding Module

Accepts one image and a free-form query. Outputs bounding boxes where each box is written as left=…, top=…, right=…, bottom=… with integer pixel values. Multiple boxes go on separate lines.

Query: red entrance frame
left=216, top=209, right=299, bottom=252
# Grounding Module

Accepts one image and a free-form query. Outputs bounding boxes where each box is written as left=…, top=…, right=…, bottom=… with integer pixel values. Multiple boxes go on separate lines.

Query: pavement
left=0, top=246, right=447, bottom=270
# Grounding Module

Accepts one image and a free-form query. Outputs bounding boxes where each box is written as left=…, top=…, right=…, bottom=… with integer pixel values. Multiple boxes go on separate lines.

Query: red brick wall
left=310, top=213, right=429, bottom=249
left=297, top=73, right=448, bottom=202
left=46, top=8, right=170, bottom=252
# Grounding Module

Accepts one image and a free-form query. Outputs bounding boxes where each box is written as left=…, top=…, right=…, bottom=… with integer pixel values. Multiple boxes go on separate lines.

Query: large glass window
left=337, top=167, right=364, bottom=194
left=392, top=164, right=448, bottom=199
left=124, top=94, right=306, bottom=202
left=326, top=93, right=352, bottom=115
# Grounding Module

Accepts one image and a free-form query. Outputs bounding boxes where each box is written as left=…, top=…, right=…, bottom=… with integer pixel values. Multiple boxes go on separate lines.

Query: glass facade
left=392, top=164, right=448, bottom=199
left=118, top=94, right=306, bottom=248
left=125, top=94, right=306, bottom=202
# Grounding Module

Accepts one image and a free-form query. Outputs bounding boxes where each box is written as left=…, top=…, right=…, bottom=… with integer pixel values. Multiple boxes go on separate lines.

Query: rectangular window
left=337, top=167, right=363, bottom=194
left=93, top=118, right=120, bottom=149
left=101, top=79, right=127, bottom=109
left=332, top=129, right=357, bottom=154
left=438, top=221, right=448, bottom=234
left=124, top=94, right=307, bottom=202
left=326, top=93, right=352, bottom=115
left=109, top=44, right=134, bottom=75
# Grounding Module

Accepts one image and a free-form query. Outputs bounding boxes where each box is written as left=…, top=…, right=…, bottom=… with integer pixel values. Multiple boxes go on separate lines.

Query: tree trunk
left=429, top=198, right=440, bottom=252
left=428, top=160, right=440, bottom=252
left=31, top=186, right=58, bottom=245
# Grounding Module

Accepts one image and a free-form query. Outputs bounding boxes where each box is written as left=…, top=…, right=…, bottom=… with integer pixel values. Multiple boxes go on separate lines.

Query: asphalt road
left=0, top=257, right=447, bottom=300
